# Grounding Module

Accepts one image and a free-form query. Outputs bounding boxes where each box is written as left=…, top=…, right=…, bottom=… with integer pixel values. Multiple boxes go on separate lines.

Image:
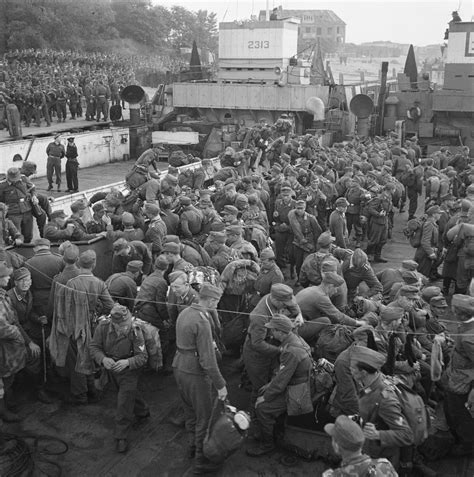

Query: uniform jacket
left=43, top=221, right=74, bottom=242
left=106, top=226, right=145, bottom=243
left=134, top=270, right=169, bottom=328
left=296, top=286, right=357, bottom=326
left=172, top=303, right=225, bottom=390
left=90, top=320, right=147, bottom=371
left=263, top=333, right=312, bottom=402
left=112, top=241, right=152, bottom=275
left=418, top=217, right=439, bottom=258
left=299, top=248, right=350, bottom=287
left=254, top=264, right=284, bottom=298
left=0, top=177, right=34, bottom=215
left=331, top=345, right=359, bottom=417
left=144, top=216, right=167, bottom=254
left=342, top=259, right=383, bottom=302
left=167, top=286, right=198, bottom=324
left=288, top=210, right=322, bottom=252
left=179, top=205, right=203, bottom=239
left=329, top=210, right=348, bottom=249
left=66, top=216, right=98, bottom=242
left=0, top=217, right=22, bottom=246
left=322, top=454, right=397, bottom=477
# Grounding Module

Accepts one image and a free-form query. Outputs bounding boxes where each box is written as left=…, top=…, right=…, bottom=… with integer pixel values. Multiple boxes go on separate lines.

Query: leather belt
left=177, top=348, right=198, bottom=357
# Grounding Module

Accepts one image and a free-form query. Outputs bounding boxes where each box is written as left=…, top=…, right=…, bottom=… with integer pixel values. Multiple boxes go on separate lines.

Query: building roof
left=259, top=9, right=346, bottom=26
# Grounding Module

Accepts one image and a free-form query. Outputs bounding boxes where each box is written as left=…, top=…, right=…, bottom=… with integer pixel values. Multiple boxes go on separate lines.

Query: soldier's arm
left=263, top=348, right=300, bottom=401
left=89, top=322, right=107, bottom=365
left=420, top=222, right=436, bottom=257
left=128, top=326, right=148, bottom=370
left=7, top=219, right=23, bottom=242
left=363, top=268, right=383, bottom=298
left=196, top=318, right=226, bottom=390
left=98, top=284, right=115, bottom=315
left=317, top=295, right=357, bottom=326
left=247, top=314, right=280, bottom=356
left=288, top=210, right=304, bottom=242
left=43, top=225, right=73, bottom=242
left=332, top=355, right=359, bottom=415
left=377, top=391, right=414, bottom=447
left=180, top=216, right=193, bottom=239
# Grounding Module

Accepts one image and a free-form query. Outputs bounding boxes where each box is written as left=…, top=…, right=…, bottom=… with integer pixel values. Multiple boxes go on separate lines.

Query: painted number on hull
left=248, top=41, right=270, bottom=49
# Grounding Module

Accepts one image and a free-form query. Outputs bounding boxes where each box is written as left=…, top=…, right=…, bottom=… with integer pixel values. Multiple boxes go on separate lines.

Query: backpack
left=380, top=376, right=429, bottom=446
left=188, top=266, right=221, bottom=288
left=462, top=226, right=474, bottom=257
left=403, top=216, right=426, bottom=248
left=365, top=457, right=398, bottom=477
left=125, top=164, right=149, bottom=190
left=399, top=169, right=416, bottom=187
left=133, top=318, right=163, bottom=372
left=314, top=324, right=354, bottom=363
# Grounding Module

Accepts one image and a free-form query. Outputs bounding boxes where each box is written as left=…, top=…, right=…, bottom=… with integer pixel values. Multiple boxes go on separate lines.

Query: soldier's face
left=205, top=297, right=220, bottom=310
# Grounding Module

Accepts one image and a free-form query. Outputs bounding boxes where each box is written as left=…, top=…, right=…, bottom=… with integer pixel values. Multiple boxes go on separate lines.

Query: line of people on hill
left=0, top=124, right=473, bottom=475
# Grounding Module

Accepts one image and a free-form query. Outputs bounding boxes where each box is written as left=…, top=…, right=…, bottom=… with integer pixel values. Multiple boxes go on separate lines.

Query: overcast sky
left=153, top=0, right=473, bottom=46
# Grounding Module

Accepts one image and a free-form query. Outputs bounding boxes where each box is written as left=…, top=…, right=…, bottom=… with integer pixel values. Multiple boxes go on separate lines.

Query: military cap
left=199, top=197, right=213, bottom=206
left=421, top=286, right=441, bottom=302
left=352, top=248, right=368, bottom=267
left=12, top=267, right=30, bottom=282
left=199, top=283, right=223, bottom=300
left=164, top=235, right=181, bottom=244
left=399, top=284, right=420, bottom=297
left=113, top=238, right=129, bottom=252
left=324, top=415, right=365, bottom=452
left=235, top=194, right=249, bottom=207
left=260, top=248, right=276, bottom=260
left=264, top=314, right=294, bottom=334
left=352, top=325, right=376, bottom=340
left=321, top=257, right=339, bottom=273
left=7, top=167, right=21, bottom=182
left=295, top=199, right=306, bottom=207
left=121, top=212, right=135, bottom=226
left=322, top=272, right=345, bottom=287
left=270, top=283, right=295, bottom=305
left=335, top=197, right=349, bottom=207
left=400, top=270, right=419, bottom=285
left=317, top=232, right=336, bottom=247
left=199, top=189, right=212, bottom=197
left=350, top=346, right=386, bottom=371
left=154, top=255, right=169, bottom=271
left=426, top=205, right=441, bottom=216
left=466, top=184, right=474, bottom=194
left=241, top=176, right=251, bottom=184
left=225, top=225, right=243, bottom=235
left=179, top=196, right=192, bottom=206
left=162, top=242, right=181, bottom=254
left=169, top=270, right=187, bottom=284
left=430, top=295, right=448, bottom=308
left=401, top=260, right=418, bottom=271
left=50, top=210, right=67, bottom=220
left=0, top=261, right=12, bottom=278
left=381, top=306, right=404, bottom=323
left=110, top=304, right=130, bottom=322
left=62, top=243, right=79, bottom=263
left=144, top=202, right=160, bottom=216
left=313, top=165, right=324, bottom=175
left=280, top=186, right=293, bottom=194
left=209, top=231, right=227, bottom=244
left=222, top=205, right=239, bottom=215
left=126, top=260, right=143, bottom=273
left=92, top=202, right=105, bottom=213
left=452, top=294, right=474, bottom=317
left=78, top=250, right=96, bottom=268
left=163, top=174, right=178, bottom=185
left=400, top=148, right=408, bottom=155
left=344, top=166, right=354, bottom=173
left=70, top=199, right=87, bottom=213
left=33, top=238, right=51, bottom=248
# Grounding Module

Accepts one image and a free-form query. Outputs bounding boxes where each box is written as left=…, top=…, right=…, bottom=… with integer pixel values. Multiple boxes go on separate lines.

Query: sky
left=153, top=0, right=473, bottom=46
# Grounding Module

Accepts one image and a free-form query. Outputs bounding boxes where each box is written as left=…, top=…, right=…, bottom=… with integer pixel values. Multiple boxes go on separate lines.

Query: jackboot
left=0, top=398, right=21, bottom=422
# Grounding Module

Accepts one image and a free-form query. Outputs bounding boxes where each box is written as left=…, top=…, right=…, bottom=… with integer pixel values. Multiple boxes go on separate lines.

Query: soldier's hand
left=15, top=238, right=23, bottom=246
left=112, top=359, right=129, bottom=373
left=29, top=341, right=41, bottom=358
left=102, top=215, right=112, bottom=225
left=363, top=423, right=380, bottom=440
left=255, top=396, right=265, bottom=407
left=217, top=386, right=228, bottom=401
left=293, top=313, right=304, bottom=328
left=413, top=362, right=421, bottom=372
left=102, top=357, right=115, bottom=370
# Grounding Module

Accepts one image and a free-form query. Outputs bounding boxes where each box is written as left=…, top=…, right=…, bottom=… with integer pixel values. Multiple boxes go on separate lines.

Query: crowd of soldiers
left=0, top=123, right=473, bottom=476
left=0, top=49, right=144, bottom=127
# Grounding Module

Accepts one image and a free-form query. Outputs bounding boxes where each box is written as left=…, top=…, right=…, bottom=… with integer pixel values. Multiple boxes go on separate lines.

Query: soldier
left=273, top=185, right=296, bottom=269
left=67, top=199, right=106, bottom=242
left=323, top=415, right=397, bottom=477
left=65, top=137, right=79, bottom=193
left=112, top=238, right=152, bottom=275
left=162, top=241, right=193, bottom=273
left=172, top=283, right=227, bottom=474
left=288, top=199, right=322, bottom=280
left=84, top=79, right=96, bottom=121
left=160, top=196, right=180, bottom=236
left=55, top=85, right=68, bottom=122
left=444, top=294, right=474, bottom=457
left=95, top=79, right=110, bottom=122
left=143, top=202, right=167, bottom=257
left=90, top=304, right=149, bottom=453
left=0, top=167, right=37, bottom=243
left=243, top=283, right=303, bottom=412
left=350, top=346, right=414, bottom=470
left=43, top=210, right=75, bottom=242
left=225, top=224, right=258, bottom=259
left=247, top=315, right=313, bottom=457
left=105, top=260, right=143, bottom=311
left=46, top=135, right=66, bottom=192
left=414, top=205, right=442, bottom=279
left=329, top=197, right=350, bottom=249
left=250, top=248, right=284, bottom=307
left=105, top=212, right=144, bottom=242
left=32, top=88, right=50, bottom=127
left=0, top=203, right=23, bottom=246
left=365, top=187, right=392, bottom=263
left=86, top=202, right=107, bottom=234
left=177, top=196, right=203, bottom=240
left=204, top=231, right=234, bottom=274
left=345, top=179, right=369, bottom=247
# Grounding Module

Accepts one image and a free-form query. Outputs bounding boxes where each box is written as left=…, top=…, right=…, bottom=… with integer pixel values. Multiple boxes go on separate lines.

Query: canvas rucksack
left=314, top=324, right=354, bottom=363
left=403, top=216, right=426, bottom=248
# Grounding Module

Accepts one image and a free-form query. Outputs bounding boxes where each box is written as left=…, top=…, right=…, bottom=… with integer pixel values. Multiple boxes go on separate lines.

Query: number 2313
left=248, top=40, right=270, bottom=49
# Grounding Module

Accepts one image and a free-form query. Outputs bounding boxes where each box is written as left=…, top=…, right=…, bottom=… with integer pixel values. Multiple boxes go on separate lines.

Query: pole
left=265, top=0, right=269, bottom=20
left=41, top=325, right=47, bottom=384
left=376, top=61, right=389, bottom=136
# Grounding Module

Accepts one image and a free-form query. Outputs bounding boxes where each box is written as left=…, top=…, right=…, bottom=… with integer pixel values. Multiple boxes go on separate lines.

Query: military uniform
left=251, top=264, right=284, bottom=306
left=365, top=194, right=391, bottom=261
left=345, top=185, right=367, bottom=245
left=144, top=216, right=167, bottom=256
left=95, top=83, right=110, bottom=121
left=45, top=140, right=66, bottom=189
left=134, top=270, right=169, bottom=329
left=414, top=216, right=439, bottom=278
left=179, top=204, right=203, bottom=239
left=329, top=209, right=349, bottom=249
left=342, top=259, right=383, bottom=304
left=172, top=303, right=226, bottom=464
left=43, top=221, right=74, bottom=242
left=90, top=317, right=149, bottom=441
left=273, top=197, right=296, bottom=267
left=322, top=454, right=397, bottom=477
left=106, top=225, right=144, bottom=243
left=112, top=241, right=152, bottom=275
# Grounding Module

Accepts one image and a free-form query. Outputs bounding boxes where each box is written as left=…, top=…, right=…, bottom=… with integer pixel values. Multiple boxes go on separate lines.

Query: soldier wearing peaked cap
left=250, top=248, right=284, bottom=308
left=67, top=199, right=106, bottom=242
left=273, top=185, right=296, bottom=270
left=444, top=294, right=474, bottom=456
left=90, top=304, right=149, bottom=454
left=172, top=283, right=227, bottom=474
left=349, top=346, right=414, bottom=470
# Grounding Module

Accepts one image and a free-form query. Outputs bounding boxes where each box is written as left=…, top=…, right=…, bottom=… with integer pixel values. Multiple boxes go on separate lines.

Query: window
left=337, top=27, right=340, bottom=34
left=305, top=27, right=312, bottom=33
left=327, top=27, right=333, bottom=35
left=316, top=27, right=322, bottom=35
left=303, top=15, right=314, bottom=22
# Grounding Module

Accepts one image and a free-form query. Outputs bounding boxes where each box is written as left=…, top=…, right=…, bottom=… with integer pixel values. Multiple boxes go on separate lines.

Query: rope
left=0, top=432, right=68, bottom=477
left=13, top=259, right=474, bottom=337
